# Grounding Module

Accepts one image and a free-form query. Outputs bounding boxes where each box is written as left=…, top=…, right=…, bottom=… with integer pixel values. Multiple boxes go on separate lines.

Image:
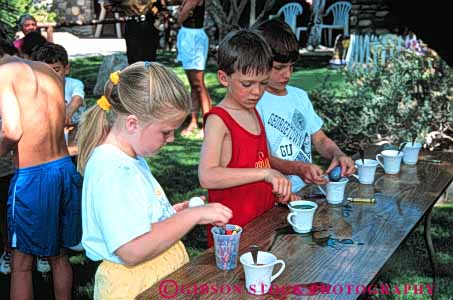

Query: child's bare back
left=0, top=58, right=68, bottom=167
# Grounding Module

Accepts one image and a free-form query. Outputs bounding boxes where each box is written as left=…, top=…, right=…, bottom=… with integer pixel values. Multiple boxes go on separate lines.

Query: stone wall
left=350, top=0, right=400, bottom=35
left=52, top=0, right=95, bottom=37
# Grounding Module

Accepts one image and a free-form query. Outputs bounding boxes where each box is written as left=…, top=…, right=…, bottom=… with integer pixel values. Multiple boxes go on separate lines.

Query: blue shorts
left=176, top=27, right=209, bottom=70
left=7, top=156, right=82, bottom=256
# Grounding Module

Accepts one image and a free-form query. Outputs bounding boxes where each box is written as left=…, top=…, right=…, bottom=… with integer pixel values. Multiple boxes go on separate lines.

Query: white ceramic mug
left=402, top=142, right=422, bottom=165
left=240, top=251, right=285, bottom=295
left=318, top=178, right=349, bottom=204
left=352, top=159, right=379, bottom=184
left=287, top=200, right=318, bottom=233
left=376, top=150, right=403, bottom=174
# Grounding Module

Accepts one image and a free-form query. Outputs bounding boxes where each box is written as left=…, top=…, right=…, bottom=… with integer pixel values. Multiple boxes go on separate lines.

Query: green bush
left=310, top=49, right=452, bottom=152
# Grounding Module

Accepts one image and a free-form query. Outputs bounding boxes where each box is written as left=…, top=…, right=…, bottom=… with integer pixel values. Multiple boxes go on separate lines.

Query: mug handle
left=352, top=164, right=359, bottom=180
left=270, top=260, right=286, bottom=282
left=317, top=185, right=326, bottom=196
left=376, top=154, right=384, bottom=169
left=287, top=213, right=302, bottom=231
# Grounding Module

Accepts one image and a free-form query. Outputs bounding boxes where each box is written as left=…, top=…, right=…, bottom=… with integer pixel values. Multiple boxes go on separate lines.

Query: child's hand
left=326, top=155, right=356, bottom=177
left=195, top=203, right=232, bottom=226
left=263, top=169, right=292, bottom=203
left=275, top=192, right=300, bottom=204
left=290, top=193, right=301, bottom=201
left=172, top=201, right=189, bottom=212
left=173, top=196, right=207, bottom=212
left=296, top=162, right=327, bottom=185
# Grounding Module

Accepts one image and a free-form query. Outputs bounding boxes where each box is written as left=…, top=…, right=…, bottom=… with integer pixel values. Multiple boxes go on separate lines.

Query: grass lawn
left=0, top=50, right=451, bottom=300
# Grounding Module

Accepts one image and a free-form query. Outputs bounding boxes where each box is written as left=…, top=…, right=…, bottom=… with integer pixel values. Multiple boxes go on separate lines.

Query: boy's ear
left=217, top=70, right=229, bottom=87
left=64, top=63, right=70, bottom=76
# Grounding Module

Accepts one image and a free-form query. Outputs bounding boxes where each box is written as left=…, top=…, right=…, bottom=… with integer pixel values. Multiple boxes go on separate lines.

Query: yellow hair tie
left=97, top=96, right=112, bottom=111
left=109, top=71, right=120, bottom=85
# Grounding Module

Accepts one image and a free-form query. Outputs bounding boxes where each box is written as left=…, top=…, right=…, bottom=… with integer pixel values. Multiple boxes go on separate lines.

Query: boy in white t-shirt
left=32, top=43, right=85, bottom=125
left=255, top=19, right=355, bottom=193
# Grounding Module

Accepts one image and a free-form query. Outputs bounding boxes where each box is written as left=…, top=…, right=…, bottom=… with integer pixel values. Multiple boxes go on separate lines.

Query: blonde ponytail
left=76, top=62, right=191, bottom=174
left=76, top=103, right=111, bottom=174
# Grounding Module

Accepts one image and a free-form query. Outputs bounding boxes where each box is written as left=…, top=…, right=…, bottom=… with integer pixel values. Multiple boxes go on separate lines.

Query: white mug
left=352, top=159, right=379, bottom=184
left=287, top=200, right=318, bottom=233
left=240, top=251, right=285, bottom=295
left=318, top=178, right=349, bottom=204
left=376, top=150, right=403, bottom=174
left=401, top=142, right=422, bottom=165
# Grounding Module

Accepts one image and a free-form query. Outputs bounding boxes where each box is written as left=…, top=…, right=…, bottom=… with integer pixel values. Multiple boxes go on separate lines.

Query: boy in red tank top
left=198, top=29, right=294, bottom=246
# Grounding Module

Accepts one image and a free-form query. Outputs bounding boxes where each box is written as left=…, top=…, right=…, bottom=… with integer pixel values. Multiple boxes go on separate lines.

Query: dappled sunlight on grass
left=290, top=67, right=345, bottom=92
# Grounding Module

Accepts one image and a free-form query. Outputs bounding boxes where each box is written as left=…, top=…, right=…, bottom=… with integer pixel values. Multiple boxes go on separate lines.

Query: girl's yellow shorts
left=94, top=241, right=189, bottom=300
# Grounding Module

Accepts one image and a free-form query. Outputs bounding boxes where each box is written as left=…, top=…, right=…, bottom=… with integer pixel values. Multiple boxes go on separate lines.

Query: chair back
left=325, top=1, right=351, bottom=26
left=277, top=2, right=303, bottom=33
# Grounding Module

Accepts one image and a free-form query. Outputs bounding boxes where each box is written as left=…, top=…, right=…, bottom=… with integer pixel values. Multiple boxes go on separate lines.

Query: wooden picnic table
left=136, top=147, right=453, bottom=300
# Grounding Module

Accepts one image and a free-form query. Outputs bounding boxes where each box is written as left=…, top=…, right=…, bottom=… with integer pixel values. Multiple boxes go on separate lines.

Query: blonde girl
left=77, top=62, right=232, bottom=299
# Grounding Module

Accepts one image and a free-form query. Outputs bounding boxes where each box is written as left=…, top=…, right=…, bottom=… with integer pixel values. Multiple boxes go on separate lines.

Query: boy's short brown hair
left=32, top=42, right=69, bottom=66
left=253, top=18, right=299, bottom=64
left=217, top=29, right=273, bottom=76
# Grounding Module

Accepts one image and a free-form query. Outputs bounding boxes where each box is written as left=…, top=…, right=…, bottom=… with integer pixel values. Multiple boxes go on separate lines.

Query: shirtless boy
left=0, top=50, right=81, bottom=300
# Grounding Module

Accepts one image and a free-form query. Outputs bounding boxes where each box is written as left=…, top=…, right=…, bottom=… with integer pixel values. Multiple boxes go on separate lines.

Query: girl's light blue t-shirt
left=81, top=144, right=175, bottom=264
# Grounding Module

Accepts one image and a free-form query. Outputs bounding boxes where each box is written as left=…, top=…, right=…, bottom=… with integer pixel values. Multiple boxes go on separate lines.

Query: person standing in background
left=176, top=0, right=212, bottom=138
left=13, top=14, right=53, bottom=54
left=115, top=0, right=165, bottom=64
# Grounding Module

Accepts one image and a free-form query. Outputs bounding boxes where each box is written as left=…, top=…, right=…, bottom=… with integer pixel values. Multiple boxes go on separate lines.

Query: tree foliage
left=206, top=0, right=276, bottom=40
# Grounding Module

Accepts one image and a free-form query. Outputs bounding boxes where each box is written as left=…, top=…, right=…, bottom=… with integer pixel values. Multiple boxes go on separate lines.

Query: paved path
left=53, top=32, right=126, bottom=58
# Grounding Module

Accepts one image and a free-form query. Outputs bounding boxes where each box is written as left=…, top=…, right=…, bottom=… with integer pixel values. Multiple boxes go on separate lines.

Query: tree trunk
left=207, top=0, right=277, bottom=40
left=307, top=0, right=326, bottom=48
left=249, top=0, right=256, bottom=27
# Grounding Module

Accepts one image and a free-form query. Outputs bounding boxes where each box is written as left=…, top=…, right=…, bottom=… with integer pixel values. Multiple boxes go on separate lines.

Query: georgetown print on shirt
left=267, top=109, right=311, bottom=163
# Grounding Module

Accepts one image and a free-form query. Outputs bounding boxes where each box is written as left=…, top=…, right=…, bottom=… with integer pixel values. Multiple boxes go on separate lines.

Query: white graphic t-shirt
left=65, top=77, right=85, bottom=124
left=257, top=86, right=323, bottom=192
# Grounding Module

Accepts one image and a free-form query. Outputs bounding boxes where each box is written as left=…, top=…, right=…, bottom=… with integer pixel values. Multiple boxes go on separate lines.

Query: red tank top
left=204, top=107, right=275, bottom=247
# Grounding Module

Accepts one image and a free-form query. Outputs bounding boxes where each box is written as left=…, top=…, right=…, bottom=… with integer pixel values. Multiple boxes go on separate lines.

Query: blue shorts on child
left=7, top=156, right=82, bottom=256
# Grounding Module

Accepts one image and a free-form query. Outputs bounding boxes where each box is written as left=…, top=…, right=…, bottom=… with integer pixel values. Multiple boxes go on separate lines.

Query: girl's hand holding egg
left=189, top=196, right=205, bottom=208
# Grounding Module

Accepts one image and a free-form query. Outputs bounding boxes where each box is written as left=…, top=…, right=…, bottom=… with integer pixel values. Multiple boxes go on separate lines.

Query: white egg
left=189, top=197, right=204, bottom=208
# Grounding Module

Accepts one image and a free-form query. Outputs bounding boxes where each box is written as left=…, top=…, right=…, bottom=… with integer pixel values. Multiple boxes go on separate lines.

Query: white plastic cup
left=240, top=251, right=285, bottom=295
left=402, top=142, right=422, bottom=165
left=376, top=150, right=403, bottom=174
left=211, top=224, right=242, bottom=270
left=352, top=159, right=379, bottom=184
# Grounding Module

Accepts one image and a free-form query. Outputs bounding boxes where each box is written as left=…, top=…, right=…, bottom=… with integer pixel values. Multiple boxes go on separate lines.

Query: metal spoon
left=411, top=133, right=417, bottom=146
left=250, top=245, right=259, bottom=265
left=397, top=142, right=407, bottom=155
left=359, top=148, right=365, bottom=165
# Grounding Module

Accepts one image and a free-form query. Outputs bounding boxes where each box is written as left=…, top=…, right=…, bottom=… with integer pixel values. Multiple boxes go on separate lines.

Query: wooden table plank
left=136, top=149, right=452, bottom=300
